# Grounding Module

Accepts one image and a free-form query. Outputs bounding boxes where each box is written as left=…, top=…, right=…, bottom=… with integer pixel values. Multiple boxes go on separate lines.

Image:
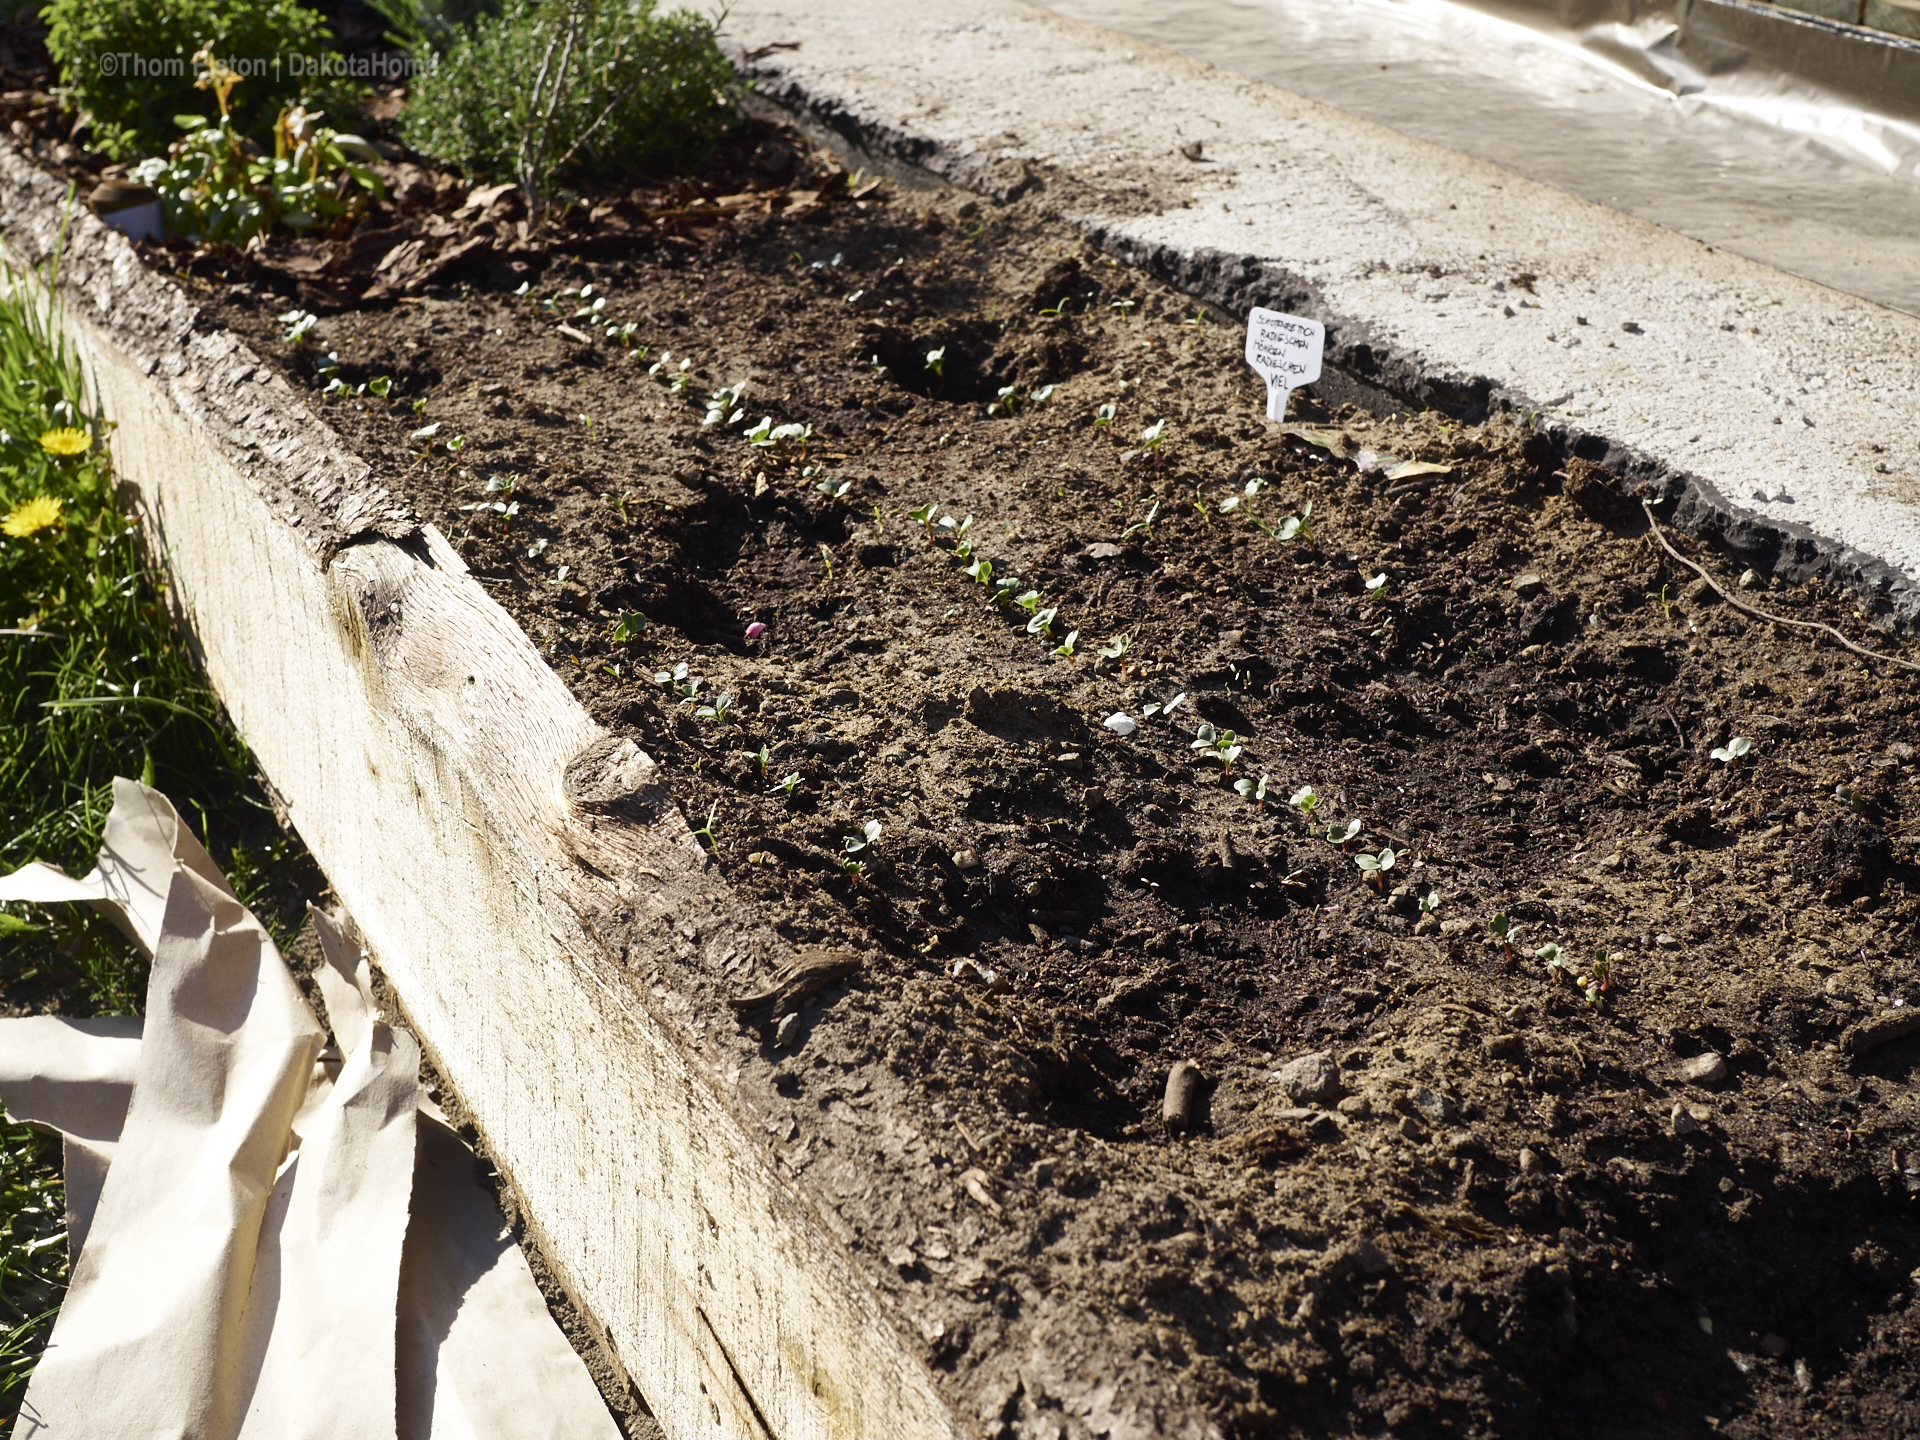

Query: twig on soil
left=1640, top=499, right=1920, bottom=674
left=1661, top=704, right=1687, bottom=751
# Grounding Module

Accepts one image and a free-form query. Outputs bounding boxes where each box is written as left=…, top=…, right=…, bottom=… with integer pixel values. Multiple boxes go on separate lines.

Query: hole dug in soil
left=189, top=153, right=1920, bottom=1439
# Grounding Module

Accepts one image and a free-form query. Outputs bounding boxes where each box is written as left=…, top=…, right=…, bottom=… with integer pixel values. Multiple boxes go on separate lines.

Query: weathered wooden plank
left=0, top=139, right=965, bottom=1440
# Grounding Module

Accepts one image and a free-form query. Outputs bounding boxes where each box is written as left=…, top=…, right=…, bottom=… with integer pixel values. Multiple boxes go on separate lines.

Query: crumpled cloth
left=0, top=778, right=620, bottom=1440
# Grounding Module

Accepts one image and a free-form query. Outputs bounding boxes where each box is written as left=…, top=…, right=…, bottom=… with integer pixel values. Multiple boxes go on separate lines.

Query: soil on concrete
left=175, top=124, right=1920, bottom=1440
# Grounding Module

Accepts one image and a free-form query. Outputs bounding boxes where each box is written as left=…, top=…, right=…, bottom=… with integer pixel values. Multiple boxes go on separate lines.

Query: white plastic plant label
left=1245, top=308, right=1325, bottom=421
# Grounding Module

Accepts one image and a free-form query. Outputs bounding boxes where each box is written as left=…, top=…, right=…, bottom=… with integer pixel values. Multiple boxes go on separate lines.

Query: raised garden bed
left=9, top=98, right=1920, bottom=1438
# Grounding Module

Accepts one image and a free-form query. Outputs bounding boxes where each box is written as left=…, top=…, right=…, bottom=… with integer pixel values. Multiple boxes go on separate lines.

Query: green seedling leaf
left=1289, top=785, right=1318, bottom=816
left=1096, top=633, right=1131, bottom=660
left=1027, top=606, right=1059, bottom=636
left=1710, top=736, right=1753, bottom=763
left=610, top=611, right=647, bottom=644
left=1326, top=818, right=1363, bottom=845
left=1355, top=847, right=1396, bottom=875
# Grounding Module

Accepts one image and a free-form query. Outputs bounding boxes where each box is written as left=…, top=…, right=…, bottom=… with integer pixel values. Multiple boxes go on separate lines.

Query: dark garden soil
left=123, top=120, right=1920, bottom=1439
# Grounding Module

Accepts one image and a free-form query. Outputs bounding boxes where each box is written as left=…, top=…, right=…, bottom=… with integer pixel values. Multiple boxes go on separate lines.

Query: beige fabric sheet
left=0, top=780, right=621, bottom=1440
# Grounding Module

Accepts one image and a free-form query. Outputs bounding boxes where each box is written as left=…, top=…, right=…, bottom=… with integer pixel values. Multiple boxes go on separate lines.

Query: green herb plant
left=132, top=50, right=384, bottom=245
left=394, top=0, right=739, bottom=223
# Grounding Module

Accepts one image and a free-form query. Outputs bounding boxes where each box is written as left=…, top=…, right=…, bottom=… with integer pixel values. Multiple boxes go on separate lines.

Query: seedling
left=1355, top=847, right=1397, bottom=892
left=1289, top=785, right=1320, bottom=819
left=1121, top=499, right=1160, bottom=541
left=907, top=502, right=939, bottom=541
left=1365, top=572, right=1389, bottom=598
left=654, top=661, right=702, bottom=705
left=1489, top=911, right=1516, bottom=962
left=1417, top=889, right=1441, bottom=917
left=773, top=772, right=802, bottom=799
left=1646, top=583, right=1675, bottom=621
left=1032, top=384, right=1058, bottom=405
left=747, top=420, right=812, bottom=456
left=1096, top=633, right=1131, bottom=661
left=1537, top=942, right=1569, bottom=982
left=1109, top=298, right=1137, bottom=315
left=925, top=346, right=946, bottom=380
left=1276, top=500, right=1316, bottom=546
left=1219, top=477, right=1264, bottom=516
left=1052, top=629, right=1079, bottom=660
left=280, top=309, right=318, bottom=345
left=1710, top=736, right=1753, bottom=764
left=610, top=611, right=647, bottom=644
left=1234, top=773, right=1271, bottom=809
left=1142, top=692, right=1187, bottom=720
left=1581, top=949, right=1613, bottom=1009
left=695, top=691, right=734, bottom=723
left=1027, top=606, right=1059, bottom=638
left=1093, top=402, right=1118, bottom=427
left=457, top=473, right=524, bottom=536
left=366, top=375, right=391, bottom=400
left=844, top=819, right=883, bottom=857
left=1037, top=299, right=1068, bottom=317
left=1139, top=419, right=1167, bottom=452
left=817, top=474, right=854, bottom=499
left=690, top=801, right=720, bottom=854
left=750, top=743, right=772, bottom=779
left=1191, top=722, right=1243, bottom=772
left=1325, top=818, right=1363, bottom=849
left=1015, top=590, right=1045, bottom=615
left=987, top=386, right=1019, bottom=418
left=703, top=382, right=747, bottom=427
left=935, top=513, right=974, bottom=550
left=819, top=544, right=835, bottom=580
left=608, top=321, right=641, bottom=353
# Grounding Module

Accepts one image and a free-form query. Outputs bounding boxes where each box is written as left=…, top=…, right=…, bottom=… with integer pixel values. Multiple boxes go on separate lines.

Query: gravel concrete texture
left=726, top=0, right=1920, bottom=618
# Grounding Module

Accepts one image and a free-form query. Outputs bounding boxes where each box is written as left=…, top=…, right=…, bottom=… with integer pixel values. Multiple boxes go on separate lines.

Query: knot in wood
left=563, top=734, right=662, bottom=816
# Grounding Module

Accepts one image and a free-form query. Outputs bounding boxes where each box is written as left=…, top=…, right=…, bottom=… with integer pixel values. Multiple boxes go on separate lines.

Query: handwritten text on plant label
left=1245, top=308, right=1324, bottom=421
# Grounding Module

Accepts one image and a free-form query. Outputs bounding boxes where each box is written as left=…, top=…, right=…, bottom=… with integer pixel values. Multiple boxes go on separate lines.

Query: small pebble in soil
left=1518, top=1147, right=1542, bottom=1175
left=1675, top=1052, right=1729, bottom=1086
left=952, top=850, right=980, bottom=870
left=1739, top=568, right=1763, bottom=590
left=1271, top=1050, right=1342, bottom=1105
left=1164, top=1060, right=1203, bottom=1136
left=775, top=1013, right=800, bottom=1050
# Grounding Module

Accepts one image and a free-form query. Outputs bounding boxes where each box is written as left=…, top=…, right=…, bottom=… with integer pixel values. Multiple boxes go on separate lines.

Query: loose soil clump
left=171, top=126, right=1920, bottom=1438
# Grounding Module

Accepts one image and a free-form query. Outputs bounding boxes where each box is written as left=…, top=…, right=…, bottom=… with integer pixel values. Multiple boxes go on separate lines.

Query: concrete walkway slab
left=727, top=0, right=1920, bottom=619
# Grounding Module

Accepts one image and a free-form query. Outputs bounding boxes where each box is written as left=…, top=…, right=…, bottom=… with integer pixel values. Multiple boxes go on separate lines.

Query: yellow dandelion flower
left=2, top=496, right=64, bottom=538
left=38, top=427, right=92, bottom=458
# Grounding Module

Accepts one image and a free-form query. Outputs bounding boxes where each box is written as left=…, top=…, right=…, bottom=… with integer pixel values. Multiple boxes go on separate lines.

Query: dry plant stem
left=517, top=1, right=584, bottom=225
left=1639, top=498, right=1920, bottom=674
